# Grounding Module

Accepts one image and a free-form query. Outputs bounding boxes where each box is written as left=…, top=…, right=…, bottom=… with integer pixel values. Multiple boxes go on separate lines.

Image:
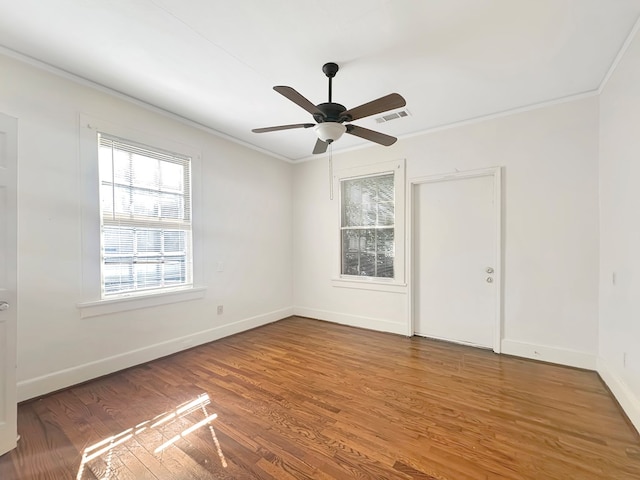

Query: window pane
left=136, top=229, right=161, bottom=253
left=359, top=253, right=376, bottom=276
left=377, top=228, right=394, bottom=278
left=98, top=146, right=113, bottom=182
left=113, top=185, right=132, bottom=216
left=345, top=181, right=361, bottom=204
left=377, top=228, right=395, bottom=257
left=342, top=229, right=360, bottom=276
left=132, top=154, right=159, bottom=189
left=164, top=257, right=186, bottom=285
left=342, top=180, right=361, bottom=227
left=378, top=177, right=394, bottom=202
left=100, top=184, right=114, bottom=216
left=104, top=226, right=134, bottom=255
left=343, top=229, right=359, bottom=252
left=361, top=178, right=377, bottom=204
left=376, top=254, right=393, bottom=278
left=103, top=260, right=133, bottom=294
left=362, top=228, right=376, bottom=253
left=362, top=203, right=376, bottom=226
left=164, top=230, right=185, bottom=253
left=378, top=202, right=394, bottom=226
left=343, top=253, right=359, bottom=275
left=161, top=161, right=184, bottom=191
left=112, top=150, right=131, bottom=185
left=343, top=203, right=361, bottom=227
left=135, top=263, right=162, bottom=289
left=160, top=192, right=184, bottom=219
left=131, top=188, right=159, bottom=218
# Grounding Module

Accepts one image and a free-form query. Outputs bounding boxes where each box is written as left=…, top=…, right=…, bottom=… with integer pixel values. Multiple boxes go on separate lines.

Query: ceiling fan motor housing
left=313, top=102, right=349, bottom=124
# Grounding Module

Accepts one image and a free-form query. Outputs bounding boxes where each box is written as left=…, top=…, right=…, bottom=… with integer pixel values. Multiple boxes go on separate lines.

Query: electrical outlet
left=217, top=305, right=223, bottom=315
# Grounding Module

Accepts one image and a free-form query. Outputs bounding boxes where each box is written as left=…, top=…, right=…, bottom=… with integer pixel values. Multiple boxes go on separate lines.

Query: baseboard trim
left=17, top=307, right=293, bottom=401
left=293, top=306, right=408, bottom=336
left=597, top=357, right=640, bottom=435
left=501, top=339, right=596, bottom=370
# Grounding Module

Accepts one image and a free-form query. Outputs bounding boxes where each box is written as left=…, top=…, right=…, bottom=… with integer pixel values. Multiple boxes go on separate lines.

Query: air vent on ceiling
left=375, top=109, right=410, bottom=123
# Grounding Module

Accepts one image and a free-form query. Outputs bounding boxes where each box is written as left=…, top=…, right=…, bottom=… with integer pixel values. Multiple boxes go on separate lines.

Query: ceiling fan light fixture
left=314, top=122, right=346, bottom=143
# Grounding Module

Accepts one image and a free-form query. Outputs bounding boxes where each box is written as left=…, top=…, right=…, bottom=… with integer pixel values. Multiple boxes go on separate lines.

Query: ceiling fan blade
left=342, top=93, right=406, bottom=121
left=252, top=123, right=315, bottom=133
left=274, top=86, right=325, bottom=118
left=312, top=138, right=329, bottom=154
left=346, top=124, right=397, bottom=146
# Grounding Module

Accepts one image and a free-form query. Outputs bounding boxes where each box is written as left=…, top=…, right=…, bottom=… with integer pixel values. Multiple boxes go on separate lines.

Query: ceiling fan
left=252, top=62, right=407, bottom=154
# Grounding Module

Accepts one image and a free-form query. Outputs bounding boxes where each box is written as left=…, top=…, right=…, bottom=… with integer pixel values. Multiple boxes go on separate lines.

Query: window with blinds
left=340, top=172, right=395, bottom=278
left=98, top=133, right=193, bottom=297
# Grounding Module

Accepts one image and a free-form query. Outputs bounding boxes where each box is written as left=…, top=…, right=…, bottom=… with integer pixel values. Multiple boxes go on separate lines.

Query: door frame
left=0, top=112, right=18, bottom=456
left=406, top=167, right=503, bottom=353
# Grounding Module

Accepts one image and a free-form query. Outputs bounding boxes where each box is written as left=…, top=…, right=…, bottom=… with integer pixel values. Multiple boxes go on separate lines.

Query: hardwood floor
left=1, top=316, right=639, bottom=479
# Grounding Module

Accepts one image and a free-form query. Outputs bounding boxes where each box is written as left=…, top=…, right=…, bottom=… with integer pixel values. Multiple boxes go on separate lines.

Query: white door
left=413, top=173, right=498, bottom=349
left=0, top=113, right=18, bottom=456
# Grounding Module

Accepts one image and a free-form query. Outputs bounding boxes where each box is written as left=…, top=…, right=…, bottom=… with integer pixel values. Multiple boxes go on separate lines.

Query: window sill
left=331, top=278, right=407, bottom=293
left=77, top=286, right=207, bottom=318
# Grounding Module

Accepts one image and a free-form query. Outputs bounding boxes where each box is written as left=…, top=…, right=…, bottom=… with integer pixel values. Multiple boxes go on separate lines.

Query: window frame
left=332, top=159, right=406, bottom=292
left=78, top=114, right=205, bottom=318
left=98, top=133, right=193, bottom=298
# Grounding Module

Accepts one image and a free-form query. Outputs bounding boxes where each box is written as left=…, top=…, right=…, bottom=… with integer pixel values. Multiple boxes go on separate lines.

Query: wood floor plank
left=9, top=403, right=77, bottom=480
left=0, top=449, right=19, bottom=480
left=1, top=316, right=639, bottom=479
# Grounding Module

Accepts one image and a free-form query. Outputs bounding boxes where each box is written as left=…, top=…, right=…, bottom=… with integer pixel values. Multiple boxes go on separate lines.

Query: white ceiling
left=1, top=0, right=639, bottom=161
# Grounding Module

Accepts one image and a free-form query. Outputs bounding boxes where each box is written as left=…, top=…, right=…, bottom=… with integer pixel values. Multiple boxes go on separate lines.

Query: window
left=98, top=133, right=192, bottom=297
left=341, top=173, right=395, bottom=278
left=333, top=159, right=405, bottom=291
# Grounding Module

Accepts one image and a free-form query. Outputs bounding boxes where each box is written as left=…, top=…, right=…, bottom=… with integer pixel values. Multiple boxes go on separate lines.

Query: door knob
left=486, top=267, right=494, bottom=274
left=0, top=301, right=9, bottom=311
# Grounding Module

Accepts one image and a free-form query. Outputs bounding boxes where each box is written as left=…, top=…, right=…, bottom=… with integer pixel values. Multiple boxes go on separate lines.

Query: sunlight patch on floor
left=76, top=393, right=226, bottom=480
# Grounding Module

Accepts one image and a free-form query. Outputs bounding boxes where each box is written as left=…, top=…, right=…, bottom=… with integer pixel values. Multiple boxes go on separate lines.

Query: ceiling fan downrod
left=322, top=62, right=339, bottom=103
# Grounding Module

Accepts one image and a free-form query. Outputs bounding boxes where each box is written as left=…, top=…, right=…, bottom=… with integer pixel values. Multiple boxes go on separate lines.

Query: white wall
left=293, top=96, right=600, bottom=368
left=598, top=26, right=640, bottom=431
left=0, top=53, right=293, bottom=401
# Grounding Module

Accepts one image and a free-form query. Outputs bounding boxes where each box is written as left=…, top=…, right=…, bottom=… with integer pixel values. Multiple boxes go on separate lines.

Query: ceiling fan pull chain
left=329, top=144, right=334, bottom=200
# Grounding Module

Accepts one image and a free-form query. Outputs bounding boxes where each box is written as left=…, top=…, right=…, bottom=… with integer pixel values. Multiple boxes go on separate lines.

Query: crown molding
left=598, top=14, right=640, bottom=94
left=0, top=45, right=291, bottom=163
left=294, top=90, right=599, bottom=164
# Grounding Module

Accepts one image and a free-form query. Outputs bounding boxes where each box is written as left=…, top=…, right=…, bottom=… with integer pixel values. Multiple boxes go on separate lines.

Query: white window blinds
left=98, top=133, right=193, bottom=297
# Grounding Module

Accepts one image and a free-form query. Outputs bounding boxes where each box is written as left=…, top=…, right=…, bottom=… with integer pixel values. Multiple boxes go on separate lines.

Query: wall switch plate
left=217, top=305, right=223, bottom=315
